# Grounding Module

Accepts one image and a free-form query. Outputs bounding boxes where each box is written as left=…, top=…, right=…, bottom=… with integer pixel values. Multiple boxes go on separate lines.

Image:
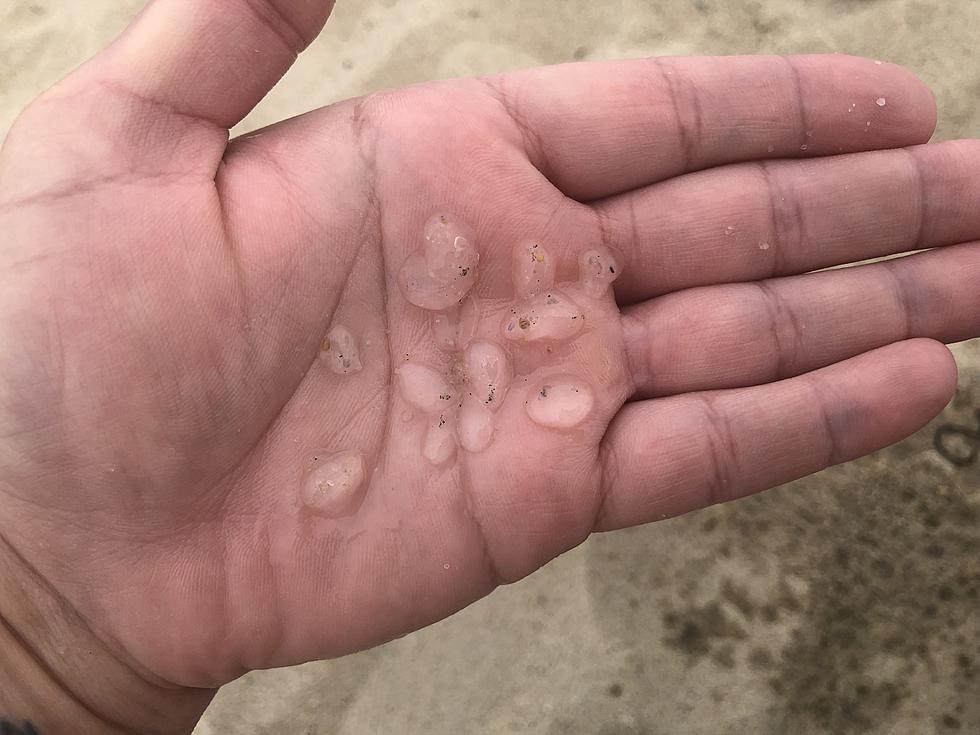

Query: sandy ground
left=2, top=1, right=979, bottom=733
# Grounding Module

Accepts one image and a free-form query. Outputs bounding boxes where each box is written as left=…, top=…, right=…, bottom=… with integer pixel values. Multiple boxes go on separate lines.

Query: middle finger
left=597, top=140, right=980, bottom=304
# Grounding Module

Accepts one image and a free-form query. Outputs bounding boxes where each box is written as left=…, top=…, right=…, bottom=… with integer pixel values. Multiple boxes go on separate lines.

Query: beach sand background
left=2, top=1, right=979, bottom=733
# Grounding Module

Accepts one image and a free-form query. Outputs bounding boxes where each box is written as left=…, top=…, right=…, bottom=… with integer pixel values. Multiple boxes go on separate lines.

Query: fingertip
left=801, top=54, right=938, bottom=147
left=902, top=338, right=958, bottom=409
left=878, top=60, right=938, bottom=143
left=840, top=339, right=957, bottom=454
left=874, top=339, right=957, bottom=438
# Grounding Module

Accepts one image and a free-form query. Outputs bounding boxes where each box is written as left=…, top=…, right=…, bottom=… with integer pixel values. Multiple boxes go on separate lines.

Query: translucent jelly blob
left=301, top=451, right=366, bottom=517
left=525, top=378, right=595, bottom=429
left=513, top=240, right=557, bottom=299
left=398, top=213, right=480, bottom=311
left=319, top=325, right=362, bottom=375
left=395, top=362, right=456, bottom=413
left=423, top=413, right=457, bottom=465
left=463, top=340, right=512, bottom=410
left=578, top=247, right=621, bottom=299
left=431, top=294, right=480, bottom=352
left=458, top=397, right=495, bottom=453
left=502, top=290, right=586, bottom=343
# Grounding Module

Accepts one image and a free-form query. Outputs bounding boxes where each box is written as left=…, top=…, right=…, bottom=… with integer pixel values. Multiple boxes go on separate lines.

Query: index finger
left=482, top=54, right=937, bottom=201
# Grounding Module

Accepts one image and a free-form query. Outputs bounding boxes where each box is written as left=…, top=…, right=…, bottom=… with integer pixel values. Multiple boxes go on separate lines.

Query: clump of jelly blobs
left=388, top=212, right=623, bottom=467
left=396, top=338, right=511, bottom=458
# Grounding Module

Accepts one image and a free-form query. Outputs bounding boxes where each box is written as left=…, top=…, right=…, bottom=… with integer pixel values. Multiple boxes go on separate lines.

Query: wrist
left=0, top=534, right=214, bottom=734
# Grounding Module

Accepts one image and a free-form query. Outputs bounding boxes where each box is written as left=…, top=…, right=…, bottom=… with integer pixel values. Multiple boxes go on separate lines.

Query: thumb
left=1, top=1, right=338, bottom=193
left=91, top=0, right=337, bottom=129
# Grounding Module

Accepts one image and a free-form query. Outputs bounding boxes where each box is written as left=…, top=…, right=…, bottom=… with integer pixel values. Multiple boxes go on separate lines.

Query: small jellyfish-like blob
left=423, top=413, right=457, bottom=465
left=526, top=379, right=595, bottom=430
left=457, top=397, right=495, bottom=453
left=502, top=290, right=585, bottom=343
left=301, top=451, right=366, bottom=517
left=398, top=213, right=480, bottom=311
left=578, top=247, right=621, bottom=299
left=395, top=362, right=455, bottom=413
left=513, top=240, right=557, bottom=298
left=431, top=294, right=480, bottom=351
left=319, top=325, right=362, bottom=375
left=464, top=340, right=512, bottom=410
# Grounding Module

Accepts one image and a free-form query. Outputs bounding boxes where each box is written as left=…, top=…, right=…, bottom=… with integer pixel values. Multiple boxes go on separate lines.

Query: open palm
left=2, top=0, right=979, bottom=720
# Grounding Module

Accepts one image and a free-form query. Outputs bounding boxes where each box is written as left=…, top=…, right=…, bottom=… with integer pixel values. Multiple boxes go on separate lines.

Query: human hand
left=2, top=1, right=979, bottom=732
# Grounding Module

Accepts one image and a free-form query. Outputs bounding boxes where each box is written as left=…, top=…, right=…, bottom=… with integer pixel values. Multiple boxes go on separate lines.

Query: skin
left=1, top=1, right=979, bottom=732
